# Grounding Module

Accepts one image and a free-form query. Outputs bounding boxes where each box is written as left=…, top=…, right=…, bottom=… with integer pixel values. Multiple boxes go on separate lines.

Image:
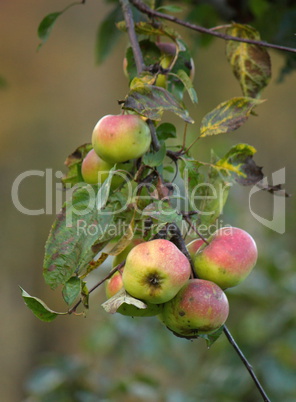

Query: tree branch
left=119, top=0, right=144, bottom=74
left=182, top=215, right=209, bottom=245
left=223, top=325, right=271, bottom=402
left=68, top=262, right=125, bottom=314
left=130, top=0, right=296, bottom=54
left=148, top=119, right=161, bottom=151
left=120, top=0, right=161, bottom=152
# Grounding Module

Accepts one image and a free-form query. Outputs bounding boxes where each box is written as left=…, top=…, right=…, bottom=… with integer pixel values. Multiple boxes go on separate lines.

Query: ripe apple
left=92, top=114, right=151, bottom=164
left=193, top=227, right=258, bottom=289
left=186, top=238, right=205, bottom=260
left=105, top=270, right=124, bottom=299
left=160, top=278, right=229, bottom=337
left=81, top=149, right=113, bottom=185
left=105, top=270, right=162, bottom=317
left=81, top=149, right=132, bottom=188
left=122, top=239, right=191, bottom=304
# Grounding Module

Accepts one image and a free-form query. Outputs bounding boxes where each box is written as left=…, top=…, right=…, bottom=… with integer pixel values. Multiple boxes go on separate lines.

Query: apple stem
left=223, top=325, right=271, bottom=402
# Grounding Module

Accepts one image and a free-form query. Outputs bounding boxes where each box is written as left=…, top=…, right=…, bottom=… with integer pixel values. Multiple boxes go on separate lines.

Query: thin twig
left=130, top=0, right=296, bottom=54
left=120, top=0, right=160, bottom=154
left=183, top=215, right=209, bottom=245
left=223, top=325, right=271, bottom=402
left=119, top=0, right=144, bottom=73
left=68, top=262, right=125, bottom=314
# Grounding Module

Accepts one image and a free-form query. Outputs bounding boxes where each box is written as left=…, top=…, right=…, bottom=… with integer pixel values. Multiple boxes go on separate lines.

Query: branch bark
left=119, top=0, right=144, bottom=74
left=120, top=0, right=161, bottom=152
left=130, top=0, right=296, bottom=54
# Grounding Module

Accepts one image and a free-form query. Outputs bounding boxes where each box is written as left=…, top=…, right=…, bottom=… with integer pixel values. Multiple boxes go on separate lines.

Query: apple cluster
left=81, top=114, right=151, bottom=185
left=104, top=227, right=258, bottom=339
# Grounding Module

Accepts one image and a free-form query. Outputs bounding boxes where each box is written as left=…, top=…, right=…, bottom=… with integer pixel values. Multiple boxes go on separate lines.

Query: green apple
left=92, top=114, right=151, bottom=164
left=155, top=42, right=176, bottom=88
left=160, top=278, right=229, bottom=337
left=193, top=227, right=258, bottom=289
left=122, top=239, right=191, bottom=304
left=105, top=270, right=162, bottom=317
left=156, top=42, right=195, bottom=88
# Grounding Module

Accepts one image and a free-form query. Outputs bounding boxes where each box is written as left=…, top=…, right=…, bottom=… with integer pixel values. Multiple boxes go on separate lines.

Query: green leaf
left=37, top=2, right=83, bottom=49
left=167, top=40, right=195, bottom=101
left=156, top=123, right=176, bottom=141
left=96, top=167, right=116, bottom=211
left=181, top=157, right=203, bottom=195
left=43, top=186, right=114, bottom=289
left=197, top=167, right=231, bottom=226
left=125, top=40, right=161, bottom=83
left=130, top=73, right=156, bottom=89
left=156, top=5, right=183, bottom=13
left=174, top=69, right=198, bottom=103
left=143, top=142, right=166, bottom=167
left=62, top=277, right=81, bottom=305
left=200, top=97, right=264, bottom=138
left=95, top=6, right=122, bottom=64
left=181, top=156, right=231, bottom=226
left=20, top=287, right=66, bottom=322
left=62, top=143, right=93, bottom=188
left=226, top=23, right=271, bottom=98
left=142, top=202, right=182, bottom=223
left=37, top=11, right=62, bottom=44
left=216, top=143, right=264, bottom=185
left=199, top=325, right=224, bottom=347
left=134, top=21, right=180, bottom=42
left=123, top=84, right=194, bottom=123
left=102, top=288, right=147, bottom=314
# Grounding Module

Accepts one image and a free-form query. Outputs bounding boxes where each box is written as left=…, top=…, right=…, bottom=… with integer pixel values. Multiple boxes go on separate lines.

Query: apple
left=92, top=114, right=151, bottom=164
left=112, top=237, right=143, bottom=268
left=81, top=148, right=132, bottom=188
left=123, top=41, right=195, bottom=89
left=186, top=238, right=205, bottom=260
left=105, top=270, right=124, bottom=299
left=193, top=227, right=258, bottom=289
left=122, top=239, right=191, bottom=304
left=160, top=278, right=229, bottom=337
left=81, top=149, right=113, bottom=185
left=105, top=270, right=162, bottom=317
left=155, top=42, right=176, bottom=88
left=156, top=42, right=195, bottom=88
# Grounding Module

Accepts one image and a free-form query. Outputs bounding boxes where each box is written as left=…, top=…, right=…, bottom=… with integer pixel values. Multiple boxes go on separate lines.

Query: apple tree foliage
left=21, top=1, right=295, bottom=400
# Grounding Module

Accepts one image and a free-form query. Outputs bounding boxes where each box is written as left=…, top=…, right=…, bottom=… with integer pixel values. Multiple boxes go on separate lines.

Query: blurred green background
left=1, top=1, right=296, bottom=401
